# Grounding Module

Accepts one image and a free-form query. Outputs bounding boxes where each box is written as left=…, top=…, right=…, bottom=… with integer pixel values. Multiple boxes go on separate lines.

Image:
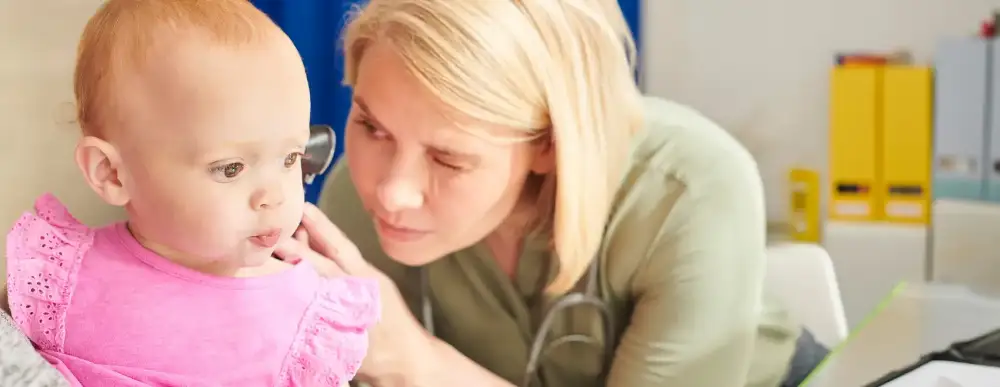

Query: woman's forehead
left=353, top=89, right=522, bottom=154
left=352, top=43, right=534, bottom=152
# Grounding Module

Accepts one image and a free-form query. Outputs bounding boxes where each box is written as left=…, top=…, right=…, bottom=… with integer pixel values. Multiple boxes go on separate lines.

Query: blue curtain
left=251, top=0, right=359, bottom=203
left=619, top=0, right=642, bottom=83
left=252, top=0, right=641, bottom=203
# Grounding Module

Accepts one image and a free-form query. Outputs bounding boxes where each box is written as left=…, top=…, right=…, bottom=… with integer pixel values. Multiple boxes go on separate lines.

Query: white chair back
left=765, top=243, right=849, bottom=347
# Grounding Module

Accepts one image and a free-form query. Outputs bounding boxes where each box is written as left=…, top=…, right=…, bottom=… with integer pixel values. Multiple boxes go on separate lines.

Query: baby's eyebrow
left=280, top=136, right=306, bottom=149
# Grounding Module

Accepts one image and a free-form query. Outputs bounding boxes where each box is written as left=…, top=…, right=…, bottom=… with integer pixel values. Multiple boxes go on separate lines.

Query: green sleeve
left=606, top=152, right=768, bottom=386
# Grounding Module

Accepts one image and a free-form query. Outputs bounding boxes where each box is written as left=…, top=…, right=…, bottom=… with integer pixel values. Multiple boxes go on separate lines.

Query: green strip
left=799, top=281, right=909, bottom=386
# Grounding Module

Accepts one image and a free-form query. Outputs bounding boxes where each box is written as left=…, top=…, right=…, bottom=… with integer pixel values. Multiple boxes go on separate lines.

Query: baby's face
left=112, top=34, right=311, bottom=272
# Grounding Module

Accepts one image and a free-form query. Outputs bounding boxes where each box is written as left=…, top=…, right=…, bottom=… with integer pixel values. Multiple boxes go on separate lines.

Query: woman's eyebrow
left=429, top=146, right=480, bottom=162
left=353, top=96, right=387, bottom=129
left=354, top=95, right=482, bottom=162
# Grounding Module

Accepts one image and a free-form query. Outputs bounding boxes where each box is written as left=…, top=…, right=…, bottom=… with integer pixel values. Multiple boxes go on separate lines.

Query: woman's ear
left=75, top=136, right=130, bottom=206
left=529, top=135, right=556, bottom=175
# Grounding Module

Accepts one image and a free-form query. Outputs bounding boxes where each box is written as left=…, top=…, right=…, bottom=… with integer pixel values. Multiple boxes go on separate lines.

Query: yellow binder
left=880, top=66, right=933, bottom=224
left=829, top=66, right=881, bottom=221
left=789, top=168, right=821, bottom=242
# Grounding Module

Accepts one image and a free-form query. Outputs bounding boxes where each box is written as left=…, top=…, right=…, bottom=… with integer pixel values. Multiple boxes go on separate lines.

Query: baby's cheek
left=181, top=207, right=245, bottom=249
left=283, top=201, right=306, bottom=229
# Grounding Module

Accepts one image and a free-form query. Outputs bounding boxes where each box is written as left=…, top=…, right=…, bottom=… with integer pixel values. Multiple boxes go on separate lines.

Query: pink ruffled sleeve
left=279, top=276, right=381, bottom=387
left=5, top=193, right=93, bottom=352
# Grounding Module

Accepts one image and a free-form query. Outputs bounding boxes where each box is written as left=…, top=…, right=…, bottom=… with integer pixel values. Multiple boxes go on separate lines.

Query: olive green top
left=319, top=96, right=799, bottom=387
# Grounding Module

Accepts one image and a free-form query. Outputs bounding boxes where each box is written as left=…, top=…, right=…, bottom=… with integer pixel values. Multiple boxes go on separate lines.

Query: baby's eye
left=284, top=152, right=303, bottom=168
left=211, top=162, right=245, bottom=180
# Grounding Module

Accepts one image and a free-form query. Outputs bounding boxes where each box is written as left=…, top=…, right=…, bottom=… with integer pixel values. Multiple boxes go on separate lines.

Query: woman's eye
left=212, top=162, right=245, bottom=180
left=356, top=118, right=388, bottom=140
left=434, top=158, right=465, bottom=172
left=284, top=152, right=302, bottom=168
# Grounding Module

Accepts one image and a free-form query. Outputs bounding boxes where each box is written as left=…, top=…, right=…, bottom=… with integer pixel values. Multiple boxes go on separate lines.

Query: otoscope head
left=302, top=124, right=337, bottom=185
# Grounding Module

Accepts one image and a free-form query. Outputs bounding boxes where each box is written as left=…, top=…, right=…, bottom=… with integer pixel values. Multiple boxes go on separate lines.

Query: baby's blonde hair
left=74, top=0, right=278, bottom=137
left=343, top=0, right=644, bottom=294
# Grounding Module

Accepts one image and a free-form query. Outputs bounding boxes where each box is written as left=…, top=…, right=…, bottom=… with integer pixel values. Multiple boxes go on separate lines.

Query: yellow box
left=880, top=66, right=933, bottom=224
left=829, top=66, right=881, bottom=221
left=789, top=168, right=821, bottom=242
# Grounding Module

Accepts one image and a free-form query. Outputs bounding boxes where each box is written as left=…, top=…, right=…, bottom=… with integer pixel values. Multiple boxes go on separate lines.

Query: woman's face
left=344, top=43, right=552, bottom=266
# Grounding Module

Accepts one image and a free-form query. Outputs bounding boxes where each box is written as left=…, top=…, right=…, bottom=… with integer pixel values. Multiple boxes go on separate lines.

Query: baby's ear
left=74, top=136, right=130, bottom=206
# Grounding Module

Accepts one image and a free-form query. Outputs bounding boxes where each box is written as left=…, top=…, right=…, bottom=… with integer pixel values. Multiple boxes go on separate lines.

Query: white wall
left=643, top=0, right=1000, bottom=221
left=0, top=1, right=121, bottom=278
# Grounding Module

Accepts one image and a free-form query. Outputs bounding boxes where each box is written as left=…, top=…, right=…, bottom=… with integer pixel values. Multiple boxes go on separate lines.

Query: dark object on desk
left=955, top=329, right=1000, bottom=365
left=303, top=124, right=337, bottom=185
left=867, top=327, right=1000, bottom=386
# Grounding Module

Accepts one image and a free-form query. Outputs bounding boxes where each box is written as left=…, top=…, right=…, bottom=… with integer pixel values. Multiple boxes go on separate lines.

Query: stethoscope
left=418, top=258, right=615, bottom=387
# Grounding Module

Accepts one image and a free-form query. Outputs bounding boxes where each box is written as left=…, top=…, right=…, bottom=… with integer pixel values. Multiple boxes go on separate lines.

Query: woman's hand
left=274, top=204, right=430, bottom=383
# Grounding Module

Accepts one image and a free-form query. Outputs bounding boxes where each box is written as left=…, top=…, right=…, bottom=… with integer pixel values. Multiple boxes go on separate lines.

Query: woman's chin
left=378, top=239, right=446, bottom=267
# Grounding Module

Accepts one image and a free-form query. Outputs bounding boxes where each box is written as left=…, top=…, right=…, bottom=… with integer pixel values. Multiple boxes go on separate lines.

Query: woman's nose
left=377, top=175, right=424, bottom=212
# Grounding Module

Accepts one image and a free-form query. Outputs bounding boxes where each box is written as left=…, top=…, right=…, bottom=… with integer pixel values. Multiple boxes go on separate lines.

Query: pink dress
left=5, top=194, right=380, bottom=386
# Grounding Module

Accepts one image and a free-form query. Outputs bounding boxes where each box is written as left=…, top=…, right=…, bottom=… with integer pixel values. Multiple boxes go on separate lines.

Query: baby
left=5, top=0, right=378, bottom=386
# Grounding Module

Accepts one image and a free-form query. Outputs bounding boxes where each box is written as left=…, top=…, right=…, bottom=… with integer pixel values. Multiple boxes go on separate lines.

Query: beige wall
left=0, top=1, right=124, bottom=280
left=642, top=0, right=1000, bottom=220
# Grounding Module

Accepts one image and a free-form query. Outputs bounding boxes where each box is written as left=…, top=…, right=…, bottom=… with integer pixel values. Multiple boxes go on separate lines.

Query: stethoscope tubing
left=419, top=261, right=613, bottom=387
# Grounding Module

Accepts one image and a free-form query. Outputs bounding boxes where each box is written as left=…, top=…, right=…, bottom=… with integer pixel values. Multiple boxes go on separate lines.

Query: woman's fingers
left=274, top=237, right=347, bottom=277
left=299, top=204, right=368, bottom=272
left=300, top=204, right=349, bottom=244
left=293, top=226, right=323, bottom=255
left=293, top=226, right=308, bottom=244
left=272, top=237, right=307, bottom=263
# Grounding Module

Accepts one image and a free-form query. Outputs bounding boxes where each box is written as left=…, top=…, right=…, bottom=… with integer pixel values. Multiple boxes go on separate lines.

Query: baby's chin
left=240, top=247, right=282, bottom=266
left=234, top=250, right=292, bottom=277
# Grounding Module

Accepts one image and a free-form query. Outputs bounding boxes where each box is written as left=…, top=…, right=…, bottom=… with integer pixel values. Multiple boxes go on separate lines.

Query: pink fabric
left=6, top=194, right=380, bottom=386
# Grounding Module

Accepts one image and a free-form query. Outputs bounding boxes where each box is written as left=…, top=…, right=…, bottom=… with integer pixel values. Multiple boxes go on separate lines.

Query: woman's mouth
left=375, top=217, right=430, bottom=242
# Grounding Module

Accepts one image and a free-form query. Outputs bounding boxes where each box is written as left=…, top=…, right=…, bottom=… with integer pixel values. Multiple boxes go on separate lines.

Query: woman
left=274, top=0, right=829, bottom=386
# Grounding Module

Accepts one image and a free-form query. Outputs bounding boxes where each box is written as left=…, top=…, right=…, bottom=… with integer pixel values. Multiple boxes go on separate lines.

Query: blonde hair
left=74, top=0, right=277, bottom=136
left=343, top=0, right=644, bottom=294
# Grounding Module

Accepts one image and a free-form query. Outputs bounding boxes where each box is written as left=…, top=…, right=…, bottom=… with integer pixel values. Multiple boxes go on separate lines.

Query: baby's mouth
left=249, top=229, right=281, bottom=248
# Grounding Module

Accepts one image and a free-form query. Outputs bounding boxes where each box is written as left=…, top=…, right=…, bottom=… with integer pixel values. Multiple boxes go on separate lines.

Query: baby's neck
left=233, top=259, right=291, bottom=277
left=125, top=223, right=289, bottom=278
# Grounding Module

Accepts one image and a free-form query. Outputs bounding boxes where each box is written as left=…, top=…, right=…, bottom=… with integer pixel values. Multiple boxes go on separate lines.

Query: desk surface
left=807, top=283, right=1000, bottom=386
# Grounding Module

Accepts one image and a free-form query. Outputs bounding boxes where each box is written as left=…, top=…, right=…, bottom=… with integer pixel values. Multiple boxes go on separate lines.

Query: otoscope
left=302, top=124, right=337, bottom=184
left=276, top=124, right=336, bottom=259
